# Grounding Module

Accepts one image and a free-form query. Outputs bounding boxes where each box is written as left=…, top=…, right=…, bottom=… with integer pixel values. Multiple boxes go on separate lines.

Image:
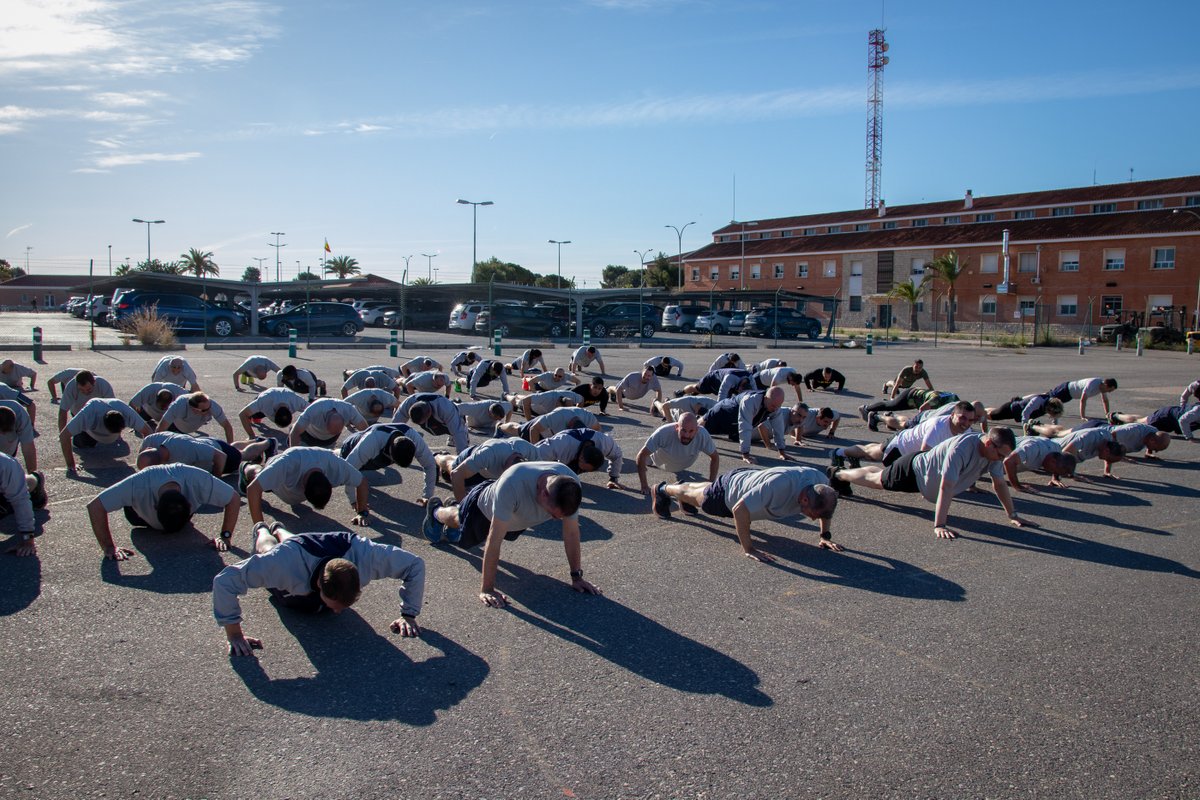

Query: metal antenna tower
left=864, top=28, right=889, bottom=209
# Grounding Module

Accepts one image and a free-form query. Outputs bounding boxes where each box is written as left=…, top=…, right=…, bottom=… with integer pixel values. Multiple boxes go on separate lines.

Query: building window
left=1018, top=252, right=1037, bottom=273
left=1101, top=295, right=1123, bottom=316
left=1103, top=248, right=1125, bottom=270
left=773, top=263, right=784, bottom=279
left=823, top=260, right=837, bottom=278
left=803, top=227, right=816, bottom=236
left=1152, top=247, right=1176, bottom=269
left=828, top=225, right=841, bottom=234
left=849, top=296, right=862, bottom=312
left=782, top=229, right=792, bottom=238
left=1137, top=199, right=1164, bottom=210
left=913, top=219, right=928, bottom=227
left=1057, top=295, right=1078, bottom=316
left=1019, top=299, right=1036, bottom=317
left=976, top=212, right=995, bottom=222
left=882, top=221, right=897, bottom=229
left=915, top=301, right=925, bottom=312
left=1187, top=196, right=1200, bottom=207
left=1051, top=206, right=1074, bottom=217
left=709, top=266, right=720, bottom=281
left=910, top=258, right=925, bottom=280
left=750, top=264, right=761, bottom=280
left=980, top=253, right=999, bottom=273
left=759, top=231, right=770, bottom=239
left=796, top=262, right=809, bottom=279
left=944, top=215, right=960, bottom=224
left=1092, top=202, right=1116, bottom=213
left=1148, top=294, right=1173, bottom=311
left=729, top=265, right=740, bottom=281
left=1014, top=209, right=1036, bottom=220
left=691, top=267, right=700, bottom=282
left=981, top=298, right=997, bottom=315
left=1059, top=250, right=1080, bottom=271
left=855, top=223, right=869, bottom=232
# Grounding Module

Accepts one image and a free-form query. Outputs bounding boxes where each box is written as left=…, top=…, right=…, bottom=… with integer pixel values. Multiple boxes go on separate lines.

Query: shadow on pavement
left=0, top=545, right=40, bottom=615
left=100, top=525, right=229, bottom=593
left=231, top=617, right=488, bottom=723
left=499, top=562, right=772, bottom=707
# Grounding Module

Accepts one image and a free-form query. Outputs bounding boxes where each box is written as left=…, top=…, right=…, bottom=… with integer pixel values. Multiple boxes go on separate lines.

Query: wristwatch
left=569, top=569, right=584, bottom=580
left=220, top=529, right=233, bottom=541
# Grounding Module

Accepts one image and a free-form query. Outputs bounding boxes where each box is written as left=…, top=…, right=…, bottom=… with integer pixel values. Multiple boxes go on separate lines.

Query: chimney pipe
left=877, top=200, right=887, bottom=218
left=964, top=190, right=974, bottom=210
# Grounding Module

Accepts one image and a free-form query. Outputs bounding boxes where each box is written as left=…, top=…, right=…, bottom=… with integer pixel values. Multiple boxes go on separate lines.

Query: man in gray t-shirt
left=288, top=398, right=368, bottom=448
left=496, top=406, right=601, bottom=444
left=438, top=437, right=539, bottom=501
left=1051, top=426, right=1127, bottom=479
left=60, top=398, right=152, bottom=472
left=0, top=359, right=36, bottom=391
left=0, top=451, right=43, bottom=557
left=233, top=355, right=281, bottom=392
left=654, top=465, right=840, bottom=561
left=568, top=345, right=605, bottom=375
left=243, top=447, right=369, bottom=527
left=151, top=356, right=200, bottom=391
left=1002, top=437, right=1076, bottom=492
left=238, top=387, right=309, bottom=437
left=535, top=428, right=624, bottom=487
left=509, top=388, right=579, bottom=419
left=129, top=381, right=189, bottom=423
left=341, top=369, right=399, bottom=396
left=88, top=463, right=241, bottom=558
left=831, top=429, right=1033, bottom=540
left=58, top=370, right=115, bottom=429
left=425, top=461, right=600, bottom=608
left=636, top=414, right=718, bottom=494
left=344, top=388, right=398, bottom=424
left=0, top=400, right=37, bottom=471
left=339, top=423, right=437, bottom=502
left=610, top=366, right=663, bottom=412
left=158, top=392, right=235, bottom=441
left=455, top=399, right=513, bottom=429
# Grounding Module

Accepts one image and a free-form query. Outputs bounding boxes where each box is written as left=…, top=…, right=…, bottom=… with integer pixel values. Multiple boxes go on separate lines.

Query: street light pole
left=665, top=221, right=696, bottom=291
left=132, top=218, right=165, bottom=266
left=422, top=252, right=438, bottom=282
left=549, top=240, right=572, bottom=290
left=253, top=256, right=267, bottom=279
left=732, top=220, right=758, bottom=291
left=456, top=199, right=494, bottom=277
left=635, top=248, right=652, bottom=342
left=25, top=246, right=32, bottom=273
left=107, top=244, right=112, bottom=277
left=269, top=232, right=286, bottom=283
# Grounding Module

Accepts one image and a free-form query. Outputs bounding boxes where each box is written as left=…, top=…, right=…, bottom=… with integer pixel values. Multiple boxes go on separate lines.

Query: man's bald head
left=764, top=386, right=785, bottom=411
left=676, top=412, right=699, bottom=444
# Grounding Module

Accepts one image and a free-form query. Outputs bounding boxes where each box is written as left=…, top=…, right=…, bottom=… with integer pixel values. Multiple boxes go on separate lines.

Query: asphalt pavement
left=1, top=337, right=1197, bottom=799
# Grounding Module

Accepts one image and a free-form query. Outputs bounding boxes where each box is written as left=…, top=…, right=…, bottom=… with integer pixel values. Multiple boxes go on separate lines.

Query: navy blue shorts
left=300, top=430, right=337, bottom=448
left=1050, top=381, right=1072, bottom=402
left=1147, top=407, right=1181, bottom=434
left=701, top=469, right=751, bottom=517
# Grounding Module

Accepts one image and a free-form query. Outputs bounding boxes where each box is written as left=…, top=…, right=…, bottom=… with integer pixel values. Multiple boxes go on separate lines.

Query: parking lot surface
left=1, top=338, right=1196, bottom=798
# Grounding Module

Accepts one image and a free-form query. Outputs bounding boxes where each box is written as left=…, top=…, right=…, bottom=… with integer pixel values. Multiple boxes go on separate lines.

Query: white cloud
left=90, top=90, right=167, bottom=108
left=88, top=137, right=123, bottom=148
left=6, top=224, right=33, bottom=238
left=352, top=123, right=389, bottom=133
left=72, top=167, right=110, bottom=173
left=94, top=151, right=202, bottom=168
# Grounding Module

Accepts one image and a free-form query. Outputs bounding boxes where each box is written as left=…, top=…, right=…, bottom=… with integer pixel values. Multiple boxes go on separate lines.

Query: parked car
left=741, top=306, right=823, bottom=339
left=84, top=295, right=110, bottom=324
left=359, top=304, right=399, bottom=326
left=581, top=302, right=660, bottom=339
left=475, top=304, right=569, bottom=338
left=259, top=302, right=364, bottom=337
left=661, top=304, right=710, bottom=333
left=695, top=309, right=738, bottom=335
left=108, top=291, right=248, bottom=337
left=449, top=301, right=487, bottom=332
left=729, top=311, right=747, bottom=335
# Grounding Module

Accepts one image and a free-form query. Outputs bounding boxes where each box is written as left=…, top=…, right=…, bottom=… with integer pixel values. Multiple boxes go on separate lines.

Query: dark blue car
left=259, top=302, right=364, bottom=337
left=108, top=291, right=247, bottom=337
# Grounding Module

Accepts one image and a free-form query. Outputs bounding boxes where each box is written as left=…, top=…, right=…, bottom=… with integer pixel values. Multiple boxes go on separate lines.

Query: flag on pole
left=324, top=238, right=331, bottom=253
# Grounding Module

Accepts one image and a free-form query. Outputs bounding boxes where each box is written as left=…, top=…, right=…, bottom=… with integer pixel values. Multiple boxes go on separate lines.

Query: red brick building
left=681, top=175, right=1200, bottom=332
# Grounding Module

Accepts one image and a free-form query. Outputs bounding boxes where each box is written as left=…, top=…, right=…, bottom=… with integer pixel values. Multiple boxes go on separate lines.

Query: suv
left=661, top=304, right=710, bottom=333
left=259, top=302, right=364, bottom=337
left=359, top=303, right=399, bottom=327
left=582, top=302, right=660, bottom=339
left=475, top=304, right=569, bottom=338
left=695, top=309, right=737, bottom=335
left=742, top=306, right=823, bottom=339
left=449, top=301, right=486, bottom=332
left=108, top=291, right=248, bottom=337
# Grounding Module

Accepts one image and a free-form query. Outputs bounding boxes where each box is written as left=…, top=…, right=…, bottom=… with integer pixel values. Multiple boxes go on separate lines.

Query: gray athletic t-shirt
left=1059, top=427, right=1110, bottom=462
left=0, top=362, right=35, bottom=388
left=0, top=399, right=35, bottom=456
left=96, top=463, right=235, bottom=530
left=344, top=388, right=397, bottom=422
left=1109, top=423, right=1156, bottom=453
left=643, top=423, right=716, bottom=473
left=724, top=466, right=823, bottom=521
left=62, top=376, right=115, bottom=415
left=1012, top=436, right=1062, bottom=472
left=253, top=447, right=364, bottom=505
left=151, top=356, right=197, bottom=387
left=615, top=372, right=661, bottom=400
left=141, top=431, right=220, bottom=470
left=129, top=382, right=188, bottom=421
left=528, top=389, right=579, bottom=417
left=244, top=387, right=308, bottom=420
left=912, top=434, right=1003, bottom=502
left=479, top=461, right=578, bottom=531
left=160, top=395, right=228, bottom=434
left=293, top=398, right=366, bottom=442
left=456, top=399, right=512, bottom=428
left=454, top=437, right=539, bottom=479
left=66, top=398, right=144, bottom=444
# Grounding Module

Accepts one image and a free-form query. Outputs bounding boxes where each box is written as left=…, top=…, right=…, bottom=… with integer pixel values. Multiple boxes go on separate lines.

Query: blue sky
left=3, top=0, right=1199, bottom=284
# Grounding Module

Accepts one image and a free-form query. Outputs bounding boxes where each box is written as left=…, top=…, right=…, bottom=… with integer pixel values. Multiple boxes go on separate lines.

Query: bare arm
left=635, top=446, right=652, bottom=493
left=731, top=501, right=773, bottom=562
left=479, top=517, right=510, bottom=605
left=59, top=428, right=76, bottom=472
left=88, top=498, right=132, bottom=560
left=707, top=451, right=719, bottom=483
left=246, top=481, right=265, bottom=524
left=991, top=475, right=1032, bottom=526
left=220, top=418, right=235, bottom=443
left=239, top=409, right=256, bottom=438
left=932, top=477, right=956, bottom=538
left=1003, top=453, right=1026, bottom=492
left=20, top=440, right=37, bottom=472
left=561, top=516, right=600, bottom=595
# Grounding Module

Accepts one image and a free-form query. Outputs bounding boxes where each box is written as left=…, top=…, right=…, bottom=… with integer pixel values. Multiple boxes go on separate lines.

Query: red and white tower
left=864, top=28, right=889, bottom=210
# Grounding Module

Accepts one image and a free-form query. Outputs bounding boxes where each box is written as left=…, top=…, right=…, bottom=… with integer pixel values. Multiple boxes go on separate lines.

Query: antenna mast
left=864, top=28, right=889, bottom=209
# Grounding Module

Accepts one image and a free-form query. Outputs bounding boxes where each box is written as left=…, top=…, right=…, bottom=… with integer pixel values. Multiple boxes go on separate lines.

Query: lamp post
left=549, top=239, right=572, bottom=290
left=421, top=252, right=438, bottom=282
left=732, top=220, right=758, bottom=290
left=269, top=232, right=286, bottom=283
left=433, top=267, right=440, bottom=284
left=665, top=221, right=696, bottom=291
left=253, top=256, right=267, bottom=278
left=25, top=246, right=32, bottom=273
left=132, top=218, right=165, bottom=266
left=635, top=248, right=653, bottom=343
left=457, top=199, right=493, bottom=277
left=1173, top=209, right=1200, bottom=328
left=107, top=244, right=112, bottom=277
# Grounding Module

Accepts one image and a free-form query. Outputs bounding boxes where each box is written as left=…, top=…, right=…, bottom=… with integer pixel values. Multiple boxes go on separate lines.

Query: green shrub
left=120, top=305, right=177, bottom=347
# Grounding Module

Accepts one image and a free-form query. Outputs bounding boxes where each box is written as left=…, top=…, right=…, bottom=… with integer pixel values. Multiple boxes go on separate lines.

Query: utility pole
left=269, top=232, right=286, bottom=283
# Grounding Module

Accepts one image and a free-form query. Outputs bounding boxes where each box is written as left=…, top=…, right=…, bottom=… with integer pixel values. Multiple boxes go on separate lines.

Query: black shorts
left=698, top=374, right=722, bottom=395
left=517, top=420, right=537, bottom=441
left=72, top=432, right=98, bottom=448
left=881, top=445, right=903, bottom=466
left=267, top=588, right=326, bottom=613
left=880, top=452, right=921, bottom=493
left=1146, top=407, right=1181, bottom=434
left=701, top=469, right=749, bottom=518
left=201, top=437, right=241, bottom=475
left=300, top=430, right=337, bottom=448
left=990, top=399, right=1022, bottom=421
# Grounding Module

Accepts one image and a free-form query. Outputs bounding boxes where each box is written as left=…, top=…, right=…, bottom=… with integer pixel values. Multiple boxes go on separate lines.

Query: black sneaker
left=1108, top=412, right=1120, bottom=425
left=679, top=499, right=699, bottom=515
left=673, top=389, right=685, bottom=399
left=825, top=465, right=854, bottom=497
left=867, top=412, right=880, bottom=433
left=847, top=455, right=862, bottom=469
left=858, top=404, right=869, bottom=422
left=238, top=462, right=254, bottom=495
left=652, top=481, right=672, bottom=520
left=29, top=470, right=47, bottom=510
left=422, top=497, right=445, bottom=543
left=829, top=452, right=846, bottom=469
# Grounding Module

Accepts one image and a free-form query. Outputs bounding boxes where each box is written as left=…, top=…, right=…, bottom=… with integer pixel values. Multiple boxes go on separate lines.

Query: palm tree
left=888, top=276, right=930, bottom=331
left=409, top=276, right=434, bottom=286
left=114, top=263, right=132, bottom=277
left=179, top=248, right=219, bottom=278
left=324, top=255, right=360, bottom=279
left=927, top=251, right=966, bottom=333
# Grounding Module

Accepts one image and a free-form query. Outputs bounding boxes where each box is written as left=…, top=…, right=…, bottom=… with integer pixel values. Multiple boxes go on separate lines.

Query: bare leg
left=834, top=465, right=886, bottom=490
left=662, top=481, right=710, bottom=507
left=496, top=421, right=522, bottom=436
left=434, top=453, right=456, bottom=479
left=433, top=504, right=462, bottom=529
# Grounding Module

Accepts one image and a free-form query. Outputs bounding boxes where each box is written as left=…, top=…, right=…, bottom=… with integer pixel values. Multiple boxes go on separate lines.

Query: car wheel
left=548, top=323, right=564, bottom=338
left=213, top=318, right=233, bottom=337
left=713, top=324, right=726, bottom=335
left=641, top=323, right=655, bottom=339
left=807, top=323, right=821, bottom=339
left=591, top=322, right=609, bottom=338
left=271, top=321, right=292, bottom=337
left=680, top=323, right=693, bottom=334
left=341, top=322, right=359, bottom=337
